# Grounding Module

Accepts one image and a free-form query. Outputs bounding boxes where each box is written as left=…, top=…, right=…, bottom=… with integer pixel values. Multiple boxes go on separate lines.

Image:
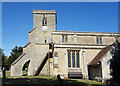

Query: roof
left=89, top=45, right=112, bottom=65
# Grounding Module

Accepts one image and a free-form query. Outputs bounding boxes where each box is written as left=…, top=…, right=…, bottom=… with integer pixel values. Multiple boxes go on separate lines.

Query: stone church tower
left=30, top=10, right=56, bottom=44
left=11, top=10, right=56, bottom=76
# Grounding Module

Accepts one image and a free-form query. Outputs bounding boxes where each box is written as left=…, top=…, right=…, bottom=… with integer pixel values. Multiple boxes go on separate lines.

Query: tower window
left=42, top=14, right=47, bottom=26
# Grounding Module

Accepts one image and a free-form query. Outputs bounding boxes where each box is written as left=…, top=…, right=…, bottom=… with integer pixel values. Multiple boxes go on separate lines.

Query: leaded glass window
left=72, top=52, right=75, bottom=67
left=68, top=52, right=71, bottom=67
left=67, top=50, right=80, bottom=68
left=76, top=52, right=79, bottom=68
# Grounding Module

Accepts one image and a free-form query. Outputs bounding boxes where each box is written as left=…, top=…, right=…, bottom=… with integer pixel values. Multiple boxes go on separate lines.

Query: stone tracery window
left=68, top=50, right=80, bottom=68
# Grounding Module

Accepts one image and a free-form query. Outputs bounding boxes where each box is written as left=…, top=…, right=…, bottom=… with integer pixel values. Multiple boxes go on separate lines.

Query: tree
left=2, top=54, right=8, bottom=69
left=8, top=46, right=23, bottom=67
left=0, top=48, right=3, bottom=69
left=110, top=39, right=120, bottom=85
left=0, top=48, right=9, bottom=70
left=0, top=48, right=3, bottom=55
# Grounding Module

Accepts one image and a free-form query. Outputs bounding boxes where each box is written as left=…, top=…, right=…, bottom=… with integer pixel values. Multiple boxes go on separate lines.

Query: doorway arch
left=22, top=60, right=30, bottom=76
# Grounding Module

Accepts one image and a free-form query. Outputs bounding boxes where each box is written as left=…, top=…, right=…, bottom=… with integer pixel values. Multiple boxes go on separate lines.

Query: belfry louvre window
left=67, top=50, right=80, bottom=68
left=42, top=14, right=47, bottom=26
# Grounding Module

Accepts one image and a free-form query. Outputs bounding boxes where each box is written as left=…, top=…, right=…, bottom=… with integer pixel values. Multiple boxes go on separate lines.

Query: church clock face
left=42, top=26, right=48, bottom=31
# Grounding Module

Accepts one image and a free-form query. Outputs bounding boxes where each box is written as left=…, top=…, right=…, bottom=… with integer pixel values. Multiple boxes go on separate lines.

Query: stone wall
left=52, top=31, right=119, bottom=45
left=53, top=44, right=103, bottom=78
left=100, top=50, right=112, bottom=81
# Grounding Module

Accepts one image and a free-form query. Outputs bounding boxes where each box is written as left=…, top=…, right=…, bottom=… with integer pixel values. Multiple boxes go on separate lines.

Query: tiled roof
left=89, top=45, right=112, bottom=65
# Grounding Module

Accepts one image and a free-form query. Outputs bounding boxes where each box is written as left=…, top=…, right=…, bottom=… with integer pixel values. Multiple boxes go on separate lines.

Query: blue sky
left=2, top=2, right=118, bottom=56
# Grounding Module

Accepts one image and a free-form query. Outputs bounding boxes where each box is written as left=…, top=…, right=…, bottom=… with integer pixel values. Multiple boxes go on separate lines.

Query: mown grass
left=1, top=71, right=103, bottom=86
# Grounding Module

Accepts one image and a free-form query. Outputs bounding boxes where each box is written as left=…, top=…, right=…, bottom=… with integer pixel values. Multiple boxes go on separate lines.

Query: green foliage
left=0, top=48, right=3, bottom=55
left=0, top=48, right=9, bottom=69
left=8, top=46, right=23, bottom=67
left=0, top=48, right=3, bottom=67
left=2, top=54, right=8, bottom=68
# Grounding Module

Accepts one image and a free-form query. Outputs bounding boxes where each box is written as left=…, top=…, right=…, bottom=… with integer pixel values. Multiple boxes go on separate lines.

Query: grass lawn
left=2, top=71, right=103, bottom=86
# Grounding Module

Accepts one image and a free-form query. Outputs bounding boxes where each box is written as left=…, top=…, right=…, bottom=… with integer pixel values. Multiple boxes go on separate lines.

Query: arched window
left=22, top=60, right=30, bottom=76
left=72, top=52, right=75, bottom=67
left=68, top=52, right=71, bottom=67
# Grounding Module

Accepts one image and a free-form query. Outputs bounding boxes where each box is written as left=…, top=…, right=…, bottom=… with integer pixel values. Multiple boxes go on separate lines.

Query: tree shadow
left=2, top=77, right=103, bottom=86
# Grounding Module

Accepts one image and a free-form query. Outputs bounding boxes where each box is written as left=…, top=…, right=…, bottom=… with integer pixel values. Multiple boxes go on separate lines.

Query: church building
left=11, top=10, right=120, bottom=81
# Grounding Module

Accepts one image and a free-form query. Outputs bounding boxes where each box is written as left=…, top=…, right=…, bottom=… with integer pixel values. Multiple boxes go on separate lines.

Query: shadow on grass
left=2, top=77, right=103, bottom=86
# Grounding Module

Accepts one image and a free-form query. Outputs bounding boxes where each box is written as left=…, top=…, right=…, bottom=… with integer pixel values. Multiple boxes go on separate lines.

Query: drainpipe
left=83, top=48, right=86, bottom=79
